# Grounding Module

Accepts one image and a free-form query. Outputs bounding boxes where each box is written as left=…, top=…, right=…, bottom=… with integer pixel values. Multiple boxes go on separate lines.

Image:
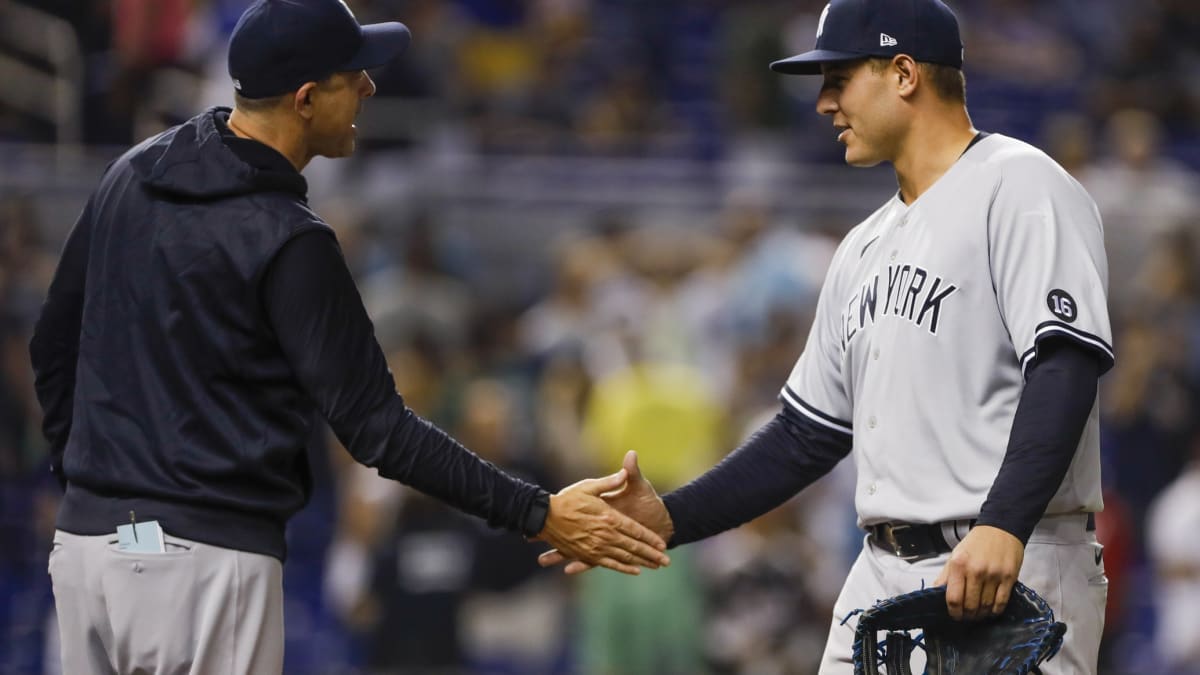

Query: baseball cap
left=770, top=0, right=962, bottom=75
left=229, top=0, right=411, bottom=99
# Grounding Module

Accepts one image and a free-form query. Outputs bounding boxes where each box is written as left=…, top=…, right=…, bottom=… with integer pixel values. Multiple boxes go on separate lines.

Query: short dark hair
left=233, top=91, right=290, bottom=113
left=232, top=73, right=340, bottom=113
left=869, top=58, right=965, bottom=104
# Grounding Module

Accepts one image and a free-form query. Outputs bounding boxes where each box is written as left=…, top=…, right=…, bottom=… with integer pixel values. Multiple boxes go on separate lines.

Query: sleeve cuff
left=521, top=489, right=551, bottom=537
left=1019, top=321, right=1115, bottom=377
left=779, top=385, right=853, bottom=436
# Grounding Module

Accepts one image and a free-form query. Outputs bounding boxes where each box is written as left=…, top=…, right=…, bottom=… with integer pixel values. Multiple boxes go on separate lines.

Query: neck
left=227, top=108, right=310, bottom=171
left=892, top=104, right=977, bottom=204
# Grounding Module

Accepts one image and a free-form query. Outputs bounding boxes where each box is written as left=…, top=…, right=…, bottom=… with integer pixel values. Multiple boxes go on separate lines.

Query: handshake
left=534, top=451, right=674, bottom=576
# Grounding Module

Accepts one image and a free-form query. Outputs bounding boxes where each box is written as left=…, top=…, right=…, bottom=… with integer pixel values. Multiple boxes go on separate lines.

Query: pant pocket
left=100, top=548, right=197, bottom=675
left=47, top=539, right=64, bottom=576
left=1087, top=541, right=1109, bottom=633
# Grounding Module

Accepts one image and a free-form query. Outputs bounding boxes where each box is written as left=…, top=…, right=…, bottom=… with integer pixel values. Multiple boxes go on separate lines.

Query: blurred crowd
left=3, top=0, right=1200, bottom=674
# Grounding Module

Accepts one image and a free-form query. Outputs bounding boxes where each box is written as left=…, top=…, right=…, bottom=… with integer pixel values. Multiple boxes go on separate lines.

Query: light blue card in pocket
left=116, top=520, right=165, bottom=553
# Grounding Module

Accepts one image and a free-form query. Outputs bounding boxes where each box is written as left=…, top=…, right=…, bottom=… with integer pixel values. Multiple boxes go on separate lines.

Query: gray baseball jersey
left=782, top=133, right=1113, bottom=526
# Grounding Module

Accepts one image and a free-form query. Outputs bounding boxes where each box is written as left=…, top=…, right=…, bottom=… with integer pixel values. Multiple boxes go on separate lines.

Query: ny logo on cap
left=816, top=3, right=831, bottom=38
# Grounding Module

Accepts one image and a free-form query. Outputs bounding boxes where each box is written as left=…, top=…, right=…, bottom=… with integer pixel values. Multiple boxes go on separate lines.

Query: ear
left=293, top=82, right=319, bottom=120
left=892, top=55, right=919, bottom=99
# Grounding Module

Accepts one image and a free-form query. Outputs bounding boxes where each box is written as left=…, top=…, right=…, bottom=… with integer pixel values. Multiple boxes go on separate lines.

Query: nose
left=361, top=71, right=377, bottom=98
left=816, top=87, right=837, bottom=116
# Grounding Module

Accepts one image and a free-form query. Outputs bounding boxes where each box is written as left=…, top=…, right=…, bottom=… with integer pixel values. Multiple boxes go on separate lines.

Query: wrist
left=658, top=496, right=677, bottom=547
left=522, top=489, right=551, bottom=538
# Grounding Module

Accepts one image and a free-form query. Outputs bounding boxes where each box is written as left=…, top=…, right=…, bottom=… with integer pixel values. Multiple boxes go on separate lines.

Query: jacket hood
left=128, top=107, right=306, bottom=200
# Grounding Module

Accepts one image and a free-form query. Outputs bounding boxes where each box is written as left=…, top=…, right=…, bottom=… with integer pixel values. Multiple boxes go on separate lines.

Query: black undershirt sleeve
left=975, top=338, right=1100, bottom=543
left=661, top=405, right=853, bottom=547
left=263, top=231, right=549, bottom=536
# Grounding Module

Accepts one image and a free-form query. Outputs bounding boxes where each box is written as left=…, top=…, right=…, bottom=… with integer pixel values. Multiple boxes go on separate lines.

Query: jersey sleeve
left=988, top=156, right=1114, bottom=376
left=780, top=238, right=854, bottom=437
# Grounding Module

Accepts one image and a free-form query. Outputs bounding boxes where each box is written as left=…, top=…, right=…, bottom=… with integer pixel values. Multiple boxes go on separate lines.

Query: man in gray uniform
left=541, top=1, right=1112, bottom=672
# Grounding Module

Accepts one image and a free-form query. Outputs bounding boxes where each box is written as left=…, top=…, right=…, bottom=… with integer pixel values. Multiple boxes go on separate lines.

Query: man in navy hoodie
left=29, top=1, right=669, bottom=672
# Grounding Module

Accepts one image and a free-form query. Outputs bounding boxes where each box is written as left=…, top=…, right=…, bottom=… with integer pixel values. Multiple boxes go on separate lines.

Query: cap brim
left=770, top=49, right=865, bottom=75
left=342, top=22, right=411, bottom=71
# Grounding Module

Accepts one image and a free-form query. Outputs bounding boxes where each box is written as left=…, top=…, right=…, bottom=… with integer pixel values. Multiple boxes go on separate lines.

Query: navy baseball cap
left=771, top=0, right=962, bottom=75
left=229, top=0, right=411, bottom=99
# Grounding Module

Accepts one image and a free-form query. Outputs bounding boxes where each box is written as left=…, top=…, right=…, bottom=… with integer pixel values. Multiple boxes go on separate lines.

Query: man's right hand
left=534, top=464, right=671, bottom=576
left=538, top=450, right=674, bottom=575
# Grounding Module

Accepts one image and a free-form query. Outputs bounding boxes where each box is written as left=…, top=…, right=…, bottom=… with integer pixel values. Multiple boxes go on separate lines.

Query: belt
left=868, top=514, right=1096, bottom=562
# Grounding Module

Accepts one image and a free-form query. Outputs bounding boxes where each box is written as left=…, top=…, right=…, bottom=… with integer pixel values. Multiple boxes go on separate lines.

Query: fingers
left=564, top=560, right=593, bottom=575
left=603, top=537, right=670, bottom=569
left=623, top=449, right=642, bottom=481
left=538, top=549, right=566, bottom=568
left=942, top=563, right=965, bottom=621
left=615, top=509, right=668, bottom=550
left=611, top=515, right=670, bottom=566
left=939, top=555, right=1011, bottom=620
left=991, top=579, right=1014, bottom=615
left=538, top=549, right=595, bottom=576
left=961, top=564, right=983, bottom=620
left=594, top=557, right=642, bottom=575
left=578, top=468, right=629, bottom=496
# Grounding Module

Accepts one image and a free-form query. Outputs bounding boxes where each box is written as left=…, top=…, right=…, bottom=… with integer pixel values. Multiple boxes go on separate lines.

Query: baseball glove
left=849, top=581, right=1067, bottom=675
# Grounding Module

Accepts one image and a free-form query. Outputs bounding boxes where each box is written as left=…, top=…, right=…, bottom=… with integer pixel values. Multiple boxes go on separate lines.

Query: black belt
left=868, top=514, right=1096, bottom=562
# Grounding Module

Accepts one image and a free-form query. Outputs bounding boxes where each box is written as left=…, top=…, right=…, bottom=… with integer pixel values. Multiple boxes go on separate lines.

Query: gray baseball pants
left=818, top=513, right=1106, bottom=674
left=48, top=529, right=284, bottom=675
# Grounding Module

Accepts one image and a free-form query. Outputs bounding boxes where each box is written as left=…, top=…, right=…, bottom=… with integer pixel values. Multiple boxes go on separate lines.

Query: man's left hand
left=934, top=525, right=1024, bottom=620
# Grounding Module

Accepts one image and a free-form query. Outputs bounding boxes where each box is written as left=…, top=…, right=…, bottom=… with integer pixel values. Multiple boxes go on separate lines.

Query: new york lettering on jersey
left=840, top=262, right=959, bottom=348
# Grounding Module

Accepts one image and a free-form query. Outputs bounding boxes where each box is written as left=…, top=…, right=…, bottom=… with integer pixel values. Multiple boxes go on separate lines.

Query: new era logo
left=880, top=33, right=898, bottom=47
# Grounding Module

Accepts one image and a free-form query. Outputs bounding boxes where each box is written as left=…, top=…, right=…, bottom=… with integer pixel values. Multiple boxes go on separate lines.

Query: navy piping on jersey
left=780, top=385, right=853, bottom=436
left=961, top=130, right=991, bottom=157
left=1020, top=321, right=1114, bottom=375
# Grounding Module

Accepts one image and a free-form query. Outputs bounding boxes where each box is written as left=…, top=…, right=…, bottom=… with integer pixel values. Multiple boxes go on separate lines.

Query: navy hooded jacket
left=30, top=107, right=547, bottom=560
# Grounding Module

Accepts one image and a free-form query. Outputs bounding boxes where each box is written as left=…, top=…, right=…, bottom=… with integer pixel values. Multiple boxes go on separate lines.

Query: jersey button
left=868, top=415, right=877, bottom=428
left=868, top=482, right=878, bottom=495
left=890, top=250, right=898, bottom=261
left=873, top=348, right=880, bottom=360
left=898, top=215, right=908, bottom=227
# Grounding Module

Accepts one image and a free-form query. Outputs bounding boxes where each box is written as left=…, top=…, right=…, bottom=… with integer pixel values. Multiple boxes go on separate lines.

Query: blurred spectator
left=1082, top=109, right=1200, bottom=312
left=1092, top=2, right=1200, bottom=134
left=1101, top=315, right=1197, bottom=553
left=0, top=195, right=57, bottom=327
left=517, top=235, right=625, bottom=368
left=575, top=67, right=676, bottom=156
left=326, top=333, right=565, bottom=673
left=698, top=503, right=826, bottom=674
left=363, top=210, right=475, bottom=352
left=1040, top=112, right=1095, bottom=178
left=0, top=195, right=58, bottom=674
left=0, top=195, right=54, bottom=476
left=1147, top=433, right=1200, bottom=670
left=575, top=306, right=727, bottom=674
left=961, top=0, right=1085, bottom=87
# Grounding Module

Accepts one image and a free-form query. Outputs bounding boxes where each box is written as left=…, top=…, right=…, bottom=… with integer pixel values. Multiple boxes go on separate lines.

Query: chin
left=844, top=148, right=884, bottom=168
left=322, top=141, right=357, bottom=159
